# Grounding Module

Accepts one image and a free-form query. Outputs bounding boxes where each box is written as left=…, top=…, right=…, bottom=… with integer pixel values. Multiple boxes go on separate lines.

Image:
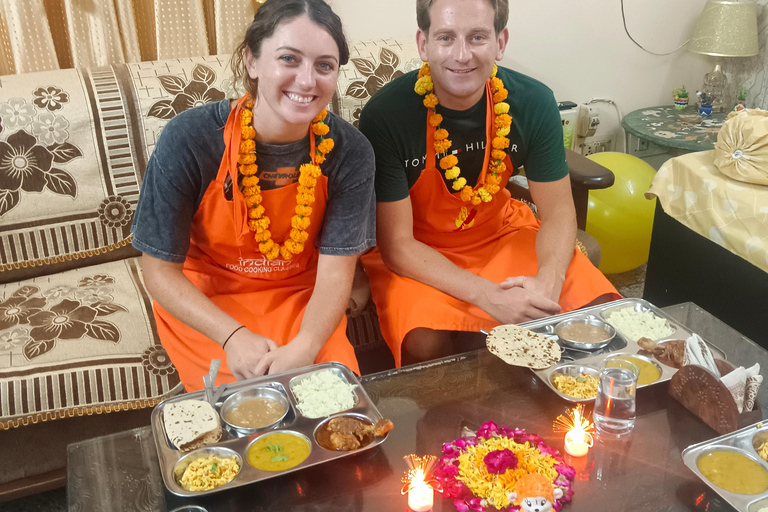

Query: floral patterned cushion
left=0, top=56, right=238, bottom=284
left=333, top=38, right=422, bottom=127
left=0, top=257, right=182, bottom=429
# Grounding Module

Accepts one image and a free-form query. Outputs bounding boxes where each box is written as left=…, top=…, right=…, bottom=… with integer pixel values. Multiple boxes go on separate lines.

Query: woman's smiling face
left=246, top=15, right=340, bottom=142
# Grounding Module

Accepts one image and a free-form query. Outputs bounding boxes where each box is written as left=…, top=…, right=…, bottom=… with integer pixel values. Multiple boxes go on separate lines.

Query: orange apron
left=361, top=82, right=620, bottom=366
left=154, top=98, right=359, bottom=391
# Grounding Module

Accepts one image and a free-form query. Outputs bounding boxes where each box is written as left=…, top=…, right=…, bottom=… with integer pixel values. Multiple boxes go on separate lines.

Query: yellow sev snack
left=758, top=440, right=768, bottom=462
left=552, top=372, right=599, bottom=399
left=180, top=454, right=240, bottom=491
left=457, top=436, right=560, bottom=509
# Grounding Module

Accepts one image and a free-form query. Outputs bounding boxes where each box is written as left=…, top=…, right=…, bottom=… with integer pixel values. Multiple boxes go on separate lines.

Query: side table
left=621, top=106, right=728, bottom=164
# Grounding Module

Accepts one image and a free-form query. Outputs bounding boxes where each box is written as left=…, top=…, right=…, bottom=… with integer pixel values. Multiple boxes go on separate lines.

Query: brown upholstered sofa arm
left=566, top=148, right=615, bottom=190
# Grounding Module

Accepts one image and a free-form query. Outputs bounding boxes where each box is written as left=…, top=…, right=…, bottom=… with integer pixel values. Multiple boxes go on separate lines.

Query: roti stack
left=164, top=399, right=222, bottom=451
left=486, top=324, right=561, bottom=369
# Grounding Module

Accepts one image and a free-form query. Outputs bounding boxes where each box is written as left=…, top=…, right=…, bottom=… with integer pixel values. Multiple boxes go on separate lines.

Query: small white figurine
left=509, top=473, right=564, bottom=512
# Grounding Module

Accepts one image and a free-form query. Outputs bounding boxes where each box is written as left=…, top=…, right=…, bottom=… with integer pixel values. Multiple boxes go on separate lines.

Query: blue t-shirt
left=131, top=100, right=376, bottom=263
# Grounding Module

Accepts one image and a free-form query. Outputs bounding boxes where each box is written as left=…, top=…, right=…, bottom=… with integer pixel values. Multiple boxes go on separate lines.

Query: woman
left=131, top=0, right=375, bottom=391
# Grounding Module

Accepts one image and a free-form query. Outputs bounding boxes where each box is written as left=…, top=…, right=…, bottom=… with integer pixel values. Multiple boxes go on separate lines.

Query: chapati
left=486, top=324, right=561, bottom=369
left=164, top=399, right=222, bottom=451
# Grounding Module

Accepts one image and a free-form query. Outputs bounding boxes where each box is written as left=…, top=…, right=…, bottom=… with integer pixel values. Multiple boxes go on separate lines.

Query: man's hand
left=500, top=273, right=563, bottom=303
left=252, top=335, right=317, bottom=376
left=223, top=329, right=278, bottom=380
left=479, top=280, right=561, bottom=324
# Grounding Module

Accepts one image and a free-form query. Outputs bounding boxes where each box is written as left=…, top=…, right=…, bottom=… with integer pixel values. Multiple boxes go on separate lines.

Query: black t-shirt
left=131, top=100, right=376, bottom=262
left=358, top=66, right=569, bottom=202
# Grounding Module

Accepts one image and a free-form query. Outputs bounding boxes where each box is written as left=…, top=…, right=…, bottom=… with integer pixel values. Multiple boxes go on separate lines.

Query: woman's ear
left=244, top=47, right=258, bottom=80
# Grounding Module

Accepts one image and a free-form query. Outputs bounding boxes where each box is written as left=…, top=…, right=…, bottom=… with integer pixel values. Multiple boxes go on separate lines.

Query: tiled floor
left=605, top=263, right=647, bottom=299
left=2, top=265, right=648, bottom=512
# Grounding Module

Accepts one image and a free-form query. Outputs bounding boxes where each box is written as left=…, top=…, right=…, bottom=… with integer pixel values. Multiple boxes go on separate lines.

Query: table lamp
left=689, top=0, right=759, bottom=112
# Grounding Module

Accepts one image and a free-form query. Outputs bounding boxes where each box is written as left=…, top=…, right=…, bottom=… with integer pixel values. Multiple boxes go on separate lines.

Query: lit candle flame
left=401, top=454, right=443, bottom=495
left=554, top=404, right=595, bottom=448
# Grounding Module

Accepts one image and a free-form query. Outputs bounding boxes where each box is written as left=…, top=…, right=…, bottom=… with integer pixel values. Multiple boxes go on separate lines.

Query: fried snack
left=552, top=373, right=599, bottom=399
left=180, top=455, right=239, bottom=491
left=486, top=324, right=561, bottom=369
left=758, top=440, right=768, bottom=462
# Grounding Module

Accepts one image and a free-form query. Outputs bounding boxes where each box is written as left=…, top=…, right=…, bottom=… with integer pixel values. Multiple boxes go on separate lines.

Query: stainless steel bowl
left=549, top=364, right=600, bottom=401
left=219, top=386, right=290, bottom=435
left=554, top=316, right=616, bottom=351
left=172, top=446, right=242, bottom=491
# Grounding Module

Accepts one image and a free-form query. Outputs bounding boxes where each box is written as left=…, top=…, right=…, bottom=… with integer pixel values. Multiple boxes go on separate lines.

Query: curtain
left=0, top=0, right=263, bottom=74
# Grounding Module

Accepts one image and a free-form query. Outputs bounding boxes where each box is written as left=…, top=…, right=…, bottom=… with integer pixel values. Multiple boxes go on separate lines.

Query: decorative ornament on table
left=514, top=473, right=562, bottom=512
left=735, top=83, right=747, bottom=109
left=673, top=86, right=689, bottom=110
left=433, top=421, right=574, bottom=512
left=553, top=405, right=595, bottom=458
left=414, top=63, right=512, bottom=231
left=401, top=454, right=443, bottom=511
left=697, top=91, right=714, bottom=117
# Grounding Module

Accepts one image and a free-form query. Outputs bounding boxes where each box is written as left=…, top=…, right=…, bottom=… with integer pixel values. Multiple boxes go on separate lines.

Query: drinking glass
left=593, top=356, right=639, bottom=437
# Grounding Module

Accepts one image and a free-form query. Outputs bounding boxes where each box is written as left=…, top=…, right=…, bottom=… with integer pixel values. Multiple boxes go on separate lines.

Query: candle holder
left=401, top=454, right=442, bottom=512
left=554, top=405, right=595, bottom=457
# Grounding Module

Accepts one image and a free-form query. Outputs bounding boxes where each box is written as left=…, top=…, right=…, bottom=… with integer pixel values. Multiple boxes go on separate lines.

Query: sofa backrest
left=0, top=39, right=419, bottom=285
left=0, top=56, right=238, bottom=284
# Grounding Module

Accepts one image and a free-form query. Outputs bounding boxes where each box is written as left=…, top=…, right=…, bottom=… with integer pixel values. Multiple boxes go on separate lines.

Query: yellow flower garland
left=238, top=100, right=334, bottom=260
left=414, top=63, right=512, bottom=228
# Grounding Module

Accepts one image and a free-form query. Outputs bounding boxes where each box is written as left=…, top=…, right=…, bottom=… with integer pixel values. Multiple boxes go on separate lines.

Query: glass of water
left=594, top=356, right=639, bottom=437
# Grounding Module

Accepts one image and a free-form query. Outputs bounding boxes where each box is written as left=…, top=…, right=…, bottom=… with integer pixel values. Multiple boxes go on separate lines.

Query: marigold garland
left=238, top=100, right=333, bottom=260
left=414, top=63, right=512, bottom=229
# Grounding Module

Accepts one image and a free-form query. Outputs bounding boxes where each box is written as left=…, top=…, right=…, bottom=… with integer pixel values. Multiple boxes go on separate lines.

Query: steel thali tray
left=518, top=298, right=726, bottom=403
left=683, top=421, right=768, bottom=512
left=151, top=362, right=388, bottom=497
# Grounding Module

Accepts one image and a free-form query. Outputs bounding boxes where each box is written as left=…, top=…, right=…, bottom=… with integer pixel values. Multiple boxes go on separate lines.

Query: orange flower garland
left=414, top=63, right=512, bottom=228
left=238, top=100, right=334, bottom=260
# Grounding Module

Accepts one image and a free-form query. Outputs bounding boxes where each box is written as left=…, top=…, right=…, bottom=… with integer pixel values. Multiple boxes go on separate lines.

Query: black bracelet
left=222, top=325, right=246, bottom=350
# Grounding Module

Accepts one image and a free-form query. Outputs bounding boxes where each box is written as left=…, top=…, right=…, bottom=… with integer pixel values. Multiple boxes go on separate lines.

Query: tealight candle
left=408, top=480, right=434, bottom=512
left=564, top=429, right=590, bottom=457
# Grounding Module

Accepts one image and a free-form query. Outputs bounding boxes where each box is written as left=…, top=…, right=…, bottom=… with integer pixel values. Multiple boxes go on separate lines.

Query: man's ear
left=496, top=27, right=509, bottom=61
left=417, top=29, right=429, bottom=63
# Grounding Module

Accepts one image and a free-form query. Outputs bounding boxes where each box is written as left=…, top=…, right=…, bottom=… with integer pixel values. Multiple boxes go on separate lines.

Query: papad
left=486, top=324, right=561, bottom=369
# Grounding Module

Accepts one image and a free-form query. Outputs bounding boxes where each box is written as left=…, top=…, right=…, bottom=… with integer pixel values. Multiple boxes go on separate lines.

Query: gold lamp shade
left=689, top=0, right=759, bottom=57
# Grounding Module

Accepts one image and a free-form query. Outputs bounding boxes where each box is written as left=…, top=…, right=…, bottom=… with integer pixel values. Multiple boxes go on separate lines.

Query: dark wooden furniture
left=506, top=148, right=615, bottom=231
left=643, top=203, right=768, bottom=350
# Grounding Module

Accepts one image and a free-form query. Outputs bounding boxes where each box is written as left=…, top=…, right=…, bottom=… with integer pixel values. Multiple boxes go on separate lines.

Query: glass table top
left=67, top=303, right=764, bottom=512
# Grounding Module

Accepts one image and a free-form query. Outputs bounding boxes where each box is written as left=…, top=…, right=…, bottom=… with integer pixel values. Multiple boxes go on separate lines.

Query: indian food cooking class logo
left=226, top=256, right=301, bottom=274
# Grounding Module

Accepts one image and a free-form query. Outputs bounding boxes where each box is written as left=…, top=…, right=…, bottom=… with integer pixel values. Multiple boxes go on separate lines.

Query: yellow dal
left=248, top=433, right=310, bottom=471
left=697, top=451, right=768, bottom=494
left=608, top=356, right=661, bottom=385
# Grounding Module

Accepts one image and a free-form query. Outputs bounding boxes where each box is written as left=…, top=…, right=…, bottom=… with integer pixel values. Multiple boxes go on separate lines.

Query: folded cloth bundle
left=684, top=333, right=762, bottom=413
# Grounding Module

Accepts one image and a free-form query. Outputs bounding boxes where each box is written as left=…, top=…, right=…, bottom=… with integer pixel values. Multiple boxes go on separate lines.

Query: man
left=359, top=0, right=620, bottom=367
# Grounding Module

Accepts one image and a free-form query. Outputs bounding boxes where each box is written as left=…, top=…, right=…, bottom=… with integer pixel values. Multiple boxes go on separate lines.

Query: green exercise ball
left=585, top=152, right=657, bottom=274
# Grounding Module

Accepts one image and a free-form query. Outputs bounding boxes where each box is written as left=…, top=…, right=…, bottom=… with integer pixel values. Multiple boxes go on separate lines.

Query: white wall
left=329, top=0, right=714, bottom=145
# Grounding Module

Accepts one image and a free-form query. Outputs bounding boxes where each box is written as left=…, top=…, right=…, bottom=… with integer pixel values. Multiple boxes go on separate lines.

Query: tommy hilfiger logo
left=403, top=140, right=517, bottom=169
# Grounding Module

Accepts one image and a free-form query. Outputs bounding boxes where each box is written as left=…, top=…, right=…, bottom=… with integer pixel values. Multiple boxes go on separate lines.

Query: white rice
left=292, top=369, right=356, bottom=418
left=605, top=307, right=675, bottom=341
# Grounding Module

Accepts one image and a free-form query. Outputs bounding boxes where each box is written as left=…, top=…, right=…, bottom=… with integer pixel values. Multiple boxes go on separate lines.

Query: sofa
left=0, top=38, right=611, bottom=500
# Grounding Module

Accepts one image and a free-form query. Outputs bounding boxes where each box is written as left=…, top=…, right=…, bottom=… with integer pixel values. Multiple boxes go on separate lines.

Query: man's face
left=417, top=0, right=508, bottom=110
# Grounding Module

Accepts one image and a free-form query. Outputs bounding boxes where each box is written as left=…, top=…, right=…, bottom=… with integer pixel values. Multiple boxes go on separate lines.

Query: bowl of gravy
left=220, top=386, right=290, bottom=435
left=554, top=316, right=616, bottom=351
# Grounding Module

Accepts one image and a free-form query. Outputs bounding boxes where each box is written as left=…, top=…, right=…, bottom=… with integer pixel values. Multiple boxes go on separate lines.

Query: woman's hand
left=224, top=328, right=278, bottom=380
left=252, top=335, right=316, bottom=376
